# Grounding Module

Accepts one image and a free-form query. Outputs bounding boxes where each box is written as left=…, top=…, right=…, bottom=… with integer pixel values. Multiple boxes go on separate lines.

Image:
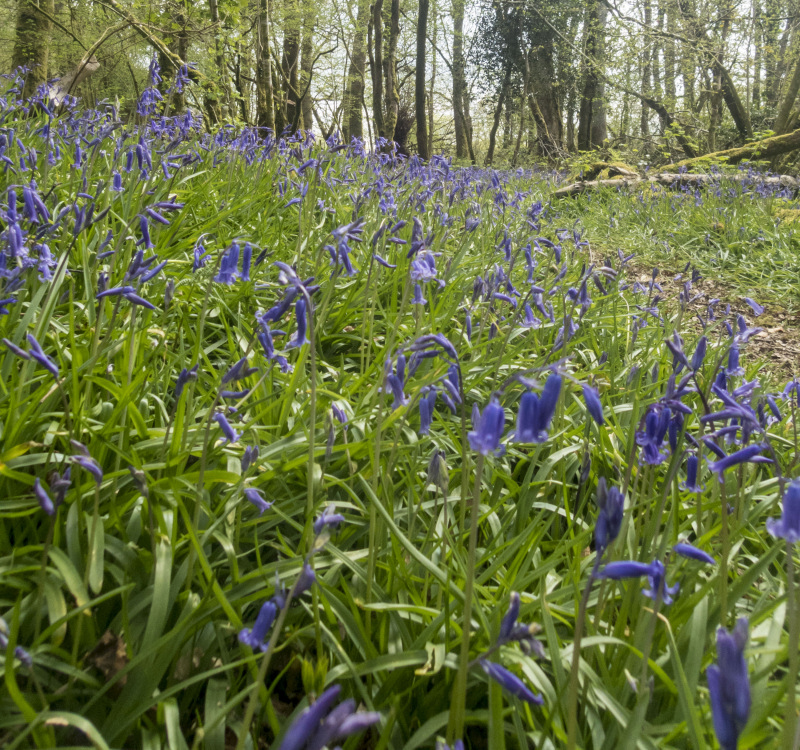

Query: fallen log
left=662, top=127, right=800, bottom=171
left=552, top=172, right=800, bottom=199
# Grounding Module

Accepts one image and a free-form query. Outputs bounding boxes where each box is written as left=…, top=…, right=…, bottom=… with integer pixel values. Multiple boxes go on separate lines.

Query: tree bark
left=415, top=0, right=430, bottom=159
left=752, top=1, right=762, bottom=111
left=640, top=0, right=653, bottom=137
left=578, top=0, right=607, bottom=150
left=255, top=0, right=275, bottom=130
left=382, top=0, right=400, bottom=142
left=485, top=63, right=511, bottom=165
left=282, top=0, right=301, bottom=130
left=369, top=0, right=385, bottom=140
left=208, top=0, right=230, bottom=120
left=300, top=7, right=316, bottom=132
left=12, top=0, right=55, bottom=99
left=529, top=36, right=563, bottom=156
left=452, top=0, right=468, bottom=158
left=344, top=0, right=370, bottom=141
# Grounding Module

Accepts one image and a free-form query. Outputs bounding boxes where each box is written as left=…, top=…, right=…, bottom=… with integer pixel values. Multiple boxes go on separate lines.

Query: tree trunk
left=300, top=8, right=315, bottom=132
left=485, top=67, right=511, bottom=165
left=382, top=0, right=400, bottom=142
left=12, top=0, right=55, bottom=99
left=753, top=1, right=762, bottom=111
left=663, top=0, right=676, bottom=107
left=282, top=0, right=301, bottom=130
left=640, top=0, right=653, bottom=137
left=344, top=0, right=370, bottom=141
left=369, top=0, right=385, bottom=140
left=428, top=0, right=437, bottom=155
left=512, top=51, right=530, bottom=168
left=208, top=0, right=230, bottom=120
left=452, top=0, right=468, bottom=158
left=529, top=36, right=563, bottom=156
left=763, top=0, right=781, bottom=109
left=255, top=0, right=275, bottom=130
left=415, top=0, right=430, bottom=158
left=578, top=0, right=607, bottom=150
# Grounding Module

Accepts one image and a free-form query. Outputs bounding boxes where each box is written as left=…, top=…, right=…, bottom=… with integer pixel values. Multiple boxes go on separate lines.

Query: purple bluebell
left=680, top=454, right=704, bottom=493
left=419, top=386, right=437, bottom=436
left=331, top=404, right=348, bottom=426
left=26, top=334, right=58, bottom=378
left=513, top=374, right=562, bottom=444
left=636, top=407, right=671, bottom=465
left=243, top=487, right=272, bottom=514
left=743, top=297, right=763, bottom=316
left=306, top=701, right=381, bottom=750
left=583, top=384, right=604, bottom=425
left=726, top=347, right=744, bottom=377
left=595, top=478, right=624, bottom=552
left=222, top=357, right=257, bottom=385
left=691, top=336, right=708, bottom=371
left=286, top=297, right=309, bottom=349
left=479, top=660, right=543, bottom=705
left=384, top=356, right=409, bottom=410
left=766, top=478, right=800, bottom=543
left=412, top=283, right=427, bottom=306
left=373, top=253, right=396, bottom=269
left=468, top=396, right=505, bottom=456
left=3, top=338, right=29, bottom=359
left=71, top=453, right=103, bottom=485
left=521, top=303, right=541, bottom=328
left=175, top=364, right=198, bottom=398
left=707, top=443, right=769, bottom=478
left=238, top=600, right=278, bottom=652
left=241, top=445, right=259, bottom=473
left=33, top=478, right=55, bottom=515
left=314, top=505, right=345, bottom=535
left=213, top=412, right=240, bottom=444
left=599, top=559, right=679, bottom=604
left=673, top=542, right=715, bottom=565
left=295, top=562, right=317, bottom=596
left=707, top=619, right=750, bottom=750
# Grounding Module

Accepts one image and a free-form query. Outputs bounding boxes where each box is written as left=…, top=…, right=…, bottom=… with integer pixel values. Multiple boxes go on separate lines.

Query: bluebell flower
left=513, top=374, right=562, bottom=443
left=479, top=660, right=543, bottom=705
left=241, top=445, right=259, bottom=473
left=314, top=505, right=345, bottom=535
left=766, top=478, right=800, bottom=543
left=26, top=334, right=58, bottom=378
left=331, top=404, right=348, bottom=426
left=33, top=478, right=55, bottom=515
left=725, top=347, right=744, bottom=377
left=595, top=478, right=624, bottom=552
left=295, top=562, right=317, bottom=596
left=286, top=297, right=309, bottom=349
left=707, top=619, right=750, bottom=750
left=599, top=559, right=679, bottom=604
left=707, top=443, right=769, bottom=479
left=3, top=338, right=29, bottom=359
left=71, top=452, right=103, bottom=485
left=306, top=700, right=381, bottom=750
left=222, top=357, right=257, bottom=385
left=175, top=364, right=198, bottom=399
left=743, top=297, right=763, bottom=316
left=673, top=542, right=715, bottom=565
left=243, top=487, right=272, bottom=514
left=681, top=454, right=704, bottom=493
left=468, top=396, right=505, bottom=456
left=384, top=355, right=409, bottom=410
left=419, top=386, right=437, bottom=436
left=238, top=600, right=278, bottom=652
left=636, top=407, right=671, bottom=465
left=213, top=412, right=240, bottom=444
left=412, top=283, right=427, bottom=306
left=583, top=384, right=604, bottom=425
left=521, top=303, right=541, bottom=328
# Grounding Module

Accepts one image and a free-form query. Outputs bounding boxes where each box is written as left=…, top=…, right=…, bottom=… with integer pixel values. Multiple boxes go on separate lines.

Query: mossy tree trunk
left=12, top=0, right=55, bottom=99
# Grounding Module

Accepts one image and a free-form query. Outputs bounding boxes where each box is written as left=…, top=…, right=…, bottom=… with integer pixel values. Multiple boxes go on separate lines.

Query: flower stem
left=783, top=540, right=798, bottom=750
left=448, top=452, right=485, bottom=742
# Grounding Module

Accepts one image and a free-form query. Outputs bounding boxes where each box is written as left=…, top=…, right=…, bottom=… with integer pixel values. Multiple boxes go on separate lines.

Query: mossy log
left=552, top=171, right=800, bottom=199
left=662, top=128, right=800, bottom=170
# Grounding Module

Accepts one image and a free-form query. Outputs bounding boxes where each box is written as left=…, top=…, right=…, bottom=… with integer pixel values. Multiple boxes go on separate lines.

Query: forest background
left=5, top=0, right=800, bottom=165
